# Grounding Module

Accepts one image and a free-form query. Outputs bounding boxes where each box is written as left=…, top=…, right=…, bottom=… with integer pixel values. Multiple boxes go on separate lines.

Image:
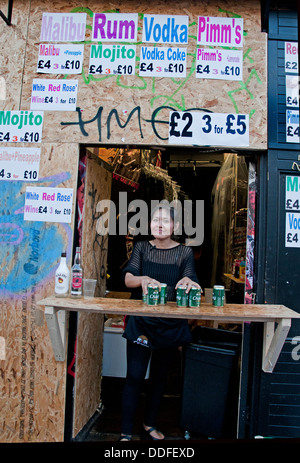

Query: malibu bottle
left=71, top=247, right=83, bottom=297
left=55, top=252, right=70, bottom=297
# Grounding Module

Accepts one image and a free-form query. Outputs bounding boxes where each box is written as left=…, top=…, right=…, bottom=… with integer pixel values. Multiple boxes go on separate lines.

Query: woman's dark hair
left=150, top=202, right=177, bottom=222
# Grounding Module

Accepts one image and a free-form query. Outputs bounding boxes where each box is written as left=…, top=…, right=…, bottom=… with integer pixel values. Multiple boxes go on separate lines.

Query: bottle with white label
left=71, top=247, right=83, bottom=297
left=55, top=252, right=70, bottom=297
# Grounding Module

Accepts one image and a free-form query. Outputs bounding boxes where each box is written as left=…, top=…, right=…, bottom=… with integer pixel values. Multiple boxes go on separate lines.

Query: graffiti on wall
left=0, top=172, right=72, bottom=297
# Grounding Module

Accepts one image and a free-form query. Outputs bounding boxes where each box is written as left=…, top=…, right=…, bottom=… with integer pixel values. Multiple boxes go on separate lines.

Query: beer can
left=159, top=283, right=167, bottom=305
left=176, top=285, right=188, bottom=307
left=147, top=284, right=159, bottom=306
left=189, top=286, right=201, bottom=307
left=213, top=285, right=225, bottom=306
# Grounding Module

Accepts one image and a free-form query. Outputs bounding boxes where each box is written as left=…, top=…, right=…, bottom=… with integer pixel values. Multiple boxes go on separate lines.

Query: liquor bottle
left=55, top=252, right=70, bottom=297
left=71, top=247, right=83, bottom=297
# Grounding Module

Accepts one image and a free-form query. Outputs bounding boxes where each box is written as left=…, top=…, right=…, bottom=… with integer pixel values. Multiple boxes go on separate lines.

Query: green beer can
left=159, top=283, right=167, bottom=305
left=189, top=286, right=201, bottom=307
left=213, top=285, right=225, bottom=306
left=147, top=284, right=159, bottom=306
left=176, top=285, right=188, bottom=307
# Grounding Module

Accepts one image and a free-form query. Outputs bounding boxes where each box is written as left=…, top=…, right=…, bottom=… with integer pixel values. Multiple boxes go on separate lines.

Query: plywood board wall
left=0, top=143, right=78, bottom=442
left=17, top=0, right=266, bottom=149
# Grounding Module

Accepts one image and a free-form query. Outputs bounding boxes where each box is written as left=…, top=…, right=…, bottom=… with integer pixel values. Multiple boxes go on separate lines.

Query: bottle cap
left=61, top=252, right=66, bottom=257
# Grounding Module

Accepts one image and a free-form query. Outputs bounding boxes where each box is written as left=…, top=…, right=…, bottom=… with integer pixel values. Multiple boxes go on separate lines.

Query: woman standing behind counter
left=120, top=204, right=201, bottom=441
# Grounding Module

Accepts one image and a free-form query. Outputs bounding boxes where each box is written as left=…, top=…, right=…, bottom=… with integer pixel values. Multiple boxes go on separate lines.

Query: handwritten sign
left=169, top=111, right=249, bottom=147
left=92, top=13, right=138, bottom=42
left=196, top=48, right=243, bottom=80
left=0, top=110, right=43, bottom=143
left=142, top=15, right=188, bottom=44
left=139, top=46, right=186, bottom=77
left=40, top=13, right=86, bottom=42
left=30, top=79, right=78, bottom=111
left=37, top=44, right=84, bottom=74
left=197, top=16, right=243, bottom=47
left=24, top=186, right=73, bottom=223
left=89, top=44, right=136, bottom=75
left=0, top=147, right=40, bottom=181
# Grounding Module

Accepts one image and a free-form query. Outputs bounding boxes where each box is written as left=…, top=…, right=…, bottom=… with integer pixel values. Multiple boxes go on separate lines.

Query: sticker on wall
left=37, top=44, right=84, bottom=74
left=0, top=147, right=40, bottom=181
left=24, top=186, right=73, bottom=223
left=89, top=44, right=136, bottom=76
left=92, top=13, right=138, bottom=42
left=285, top=42, right=298, bottom=74
left=0, top=110, right=43, bottom=143
left=30, top=79, right=78, bottom=111
left=142, top=14, right=188, bottom=44
left=197, top=16, right=243, bottom=47
left=168, top=111, right=249, bottom=147
left=139, top=46, right=187, bottom=77
left=40, top=13, right=87, bottom=42
left=196, top=48, right=243, bottom=81
left=286, top=110, right=300, bottom=143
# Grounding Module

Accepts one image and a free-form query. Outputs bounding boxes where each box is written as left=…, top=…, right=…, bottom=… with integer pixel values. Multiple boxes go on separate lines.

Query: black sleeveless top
left=122, top=241, right=198, bottom=349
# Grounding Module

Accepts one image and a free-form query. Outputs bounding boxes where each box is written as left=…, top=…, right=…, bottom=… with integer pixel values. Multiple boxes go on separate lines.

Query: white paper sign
left=169, top=111, right=249, bottom=146
left=286, top=212, right=300, bottom=247
left=0, top=147, right=40, bottom=181
left=286, top=110, right=300, bottom=143
left=286, top=75, right=299, bottom=108
left=37, top=44, right=84, bottom=74
left=92, top=13, right=138, bottom=42
left=24, top=187, right=73, bottom=223
left=142, top=14, right=188, bottom=44
left=40, top=13, right=87, bottom=42
left=139, top=46, right=186, bottom=77
left=196, top=48, right=243, bottom=81
left=30, top=79, right=78, bottom=111
left=0, top=110, right=43, bottom=143
left=197, top=16, right=243, bottom=47
left=89, top=44, right=136, bottom=76
left=285, top=41, right=298, bottom=74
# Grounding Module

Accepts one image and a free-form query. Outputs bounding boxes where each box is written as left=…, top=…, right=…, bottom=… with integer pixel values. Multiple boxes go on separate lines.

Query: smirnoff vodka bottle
left=55, top=252, right=70, bottom=297
left=71, top=247, right=83, bottom=297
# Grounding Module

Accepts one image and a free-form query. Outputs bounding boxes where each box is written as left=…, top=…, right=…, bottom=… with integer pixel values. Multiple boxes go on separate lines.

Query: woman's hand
left=175, top=277, right=201, bottom=294
left=124, top=273, right=161, bottom=295
left=140, top=276, right=161, bottom=295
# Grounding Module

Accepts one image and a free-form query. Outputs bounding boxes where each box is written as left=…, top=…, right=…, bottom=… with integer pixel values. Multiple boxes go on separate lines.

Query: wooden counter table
left=37, top=296, right=300, bottom=373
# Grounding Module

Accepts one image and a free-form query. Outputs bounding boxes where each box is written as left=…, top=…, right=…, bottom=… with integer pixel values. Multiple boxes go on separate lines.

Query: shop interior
left=76, top=145, right=252, bottom=440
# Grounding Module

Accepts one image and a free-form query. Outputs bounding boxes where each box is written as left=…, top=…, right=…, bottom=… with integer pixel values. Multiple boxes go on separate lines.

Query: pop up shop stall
left=1, top=0, right=300, bottom=442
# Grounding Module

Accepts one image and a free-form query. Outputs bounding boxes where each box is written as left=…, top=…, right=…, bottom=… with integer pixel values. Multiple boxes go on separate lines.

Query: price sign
left=285, top=42, right=298, bottom=74
left=0, top=110, right=43, bottom=143
left=285, top=176, right=300, bottom=247
left=37, top=44, right=84, bottom=74
left=0, top=147, right=40, bottom=181
left=139, top=46, right=186, bottom=77
left=169, top=111, right=249, bottom=147
left=24, top=187, right=73, bottom=223
left=196, top=48, right=243, bottom=81
left=286, top=75, right=299, bottom=108
left=89, top=44, right=136, bottom=76
left=286, top=110, right=300, bottom=143
left=30, top=79, right=78, bottom=111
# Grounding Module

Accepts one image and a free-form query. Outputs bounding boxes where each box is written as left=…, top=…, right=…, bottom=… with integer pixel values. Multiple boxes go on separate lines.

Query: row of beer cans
left=143, top=284, right=225, bottom=307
